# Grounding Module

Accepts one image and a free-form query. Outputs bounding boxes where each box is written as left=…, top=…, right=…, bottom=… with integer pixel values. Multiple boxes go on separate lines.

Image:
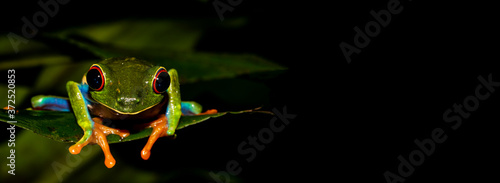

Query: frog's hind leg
left=181, top=101, right=218, bottom=116
left=31, top=95, right=71, bottom=111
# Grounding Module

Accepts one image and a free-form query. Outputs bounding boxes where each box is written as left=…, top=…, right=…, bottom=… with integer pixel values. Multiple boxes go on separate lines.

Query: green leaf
left=44, top=18, right=247, bottom=58
left=0, top=108, right=263, bottom=144
left=39, top=18, right=285, bottom=84
left=152, top=52, right=286, bottom=83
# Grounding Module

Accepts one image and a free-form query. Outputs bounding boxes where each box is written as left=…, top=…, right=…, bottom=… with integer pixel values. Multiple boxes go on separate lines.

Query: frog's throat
left=94, top=100, right=162, bottom=115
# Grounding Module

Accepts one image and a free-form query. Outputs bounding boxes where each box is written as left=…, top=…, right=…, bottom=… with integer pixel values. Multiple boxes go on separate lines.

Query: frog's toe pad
left=141, top=149, right=151, bottom=160
left=105, top=156, right=116, bottom=168
left=69, top=144, right=84, bottom=154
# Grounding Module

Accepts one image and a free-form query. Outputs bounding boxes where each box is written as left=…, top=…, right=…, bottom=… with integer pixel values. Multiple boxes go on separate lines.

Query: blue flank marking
left=181, top=102, right=199, bottom=116
left=181, top=102, right=193, bottom=115
left=40, top=97, right=71, bottom=112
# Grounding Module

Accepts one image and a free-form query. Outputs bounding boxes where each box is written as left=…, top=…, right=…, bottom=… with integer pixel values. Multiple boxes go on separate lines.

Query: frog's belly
left=88, top=99, right=167, bottom=120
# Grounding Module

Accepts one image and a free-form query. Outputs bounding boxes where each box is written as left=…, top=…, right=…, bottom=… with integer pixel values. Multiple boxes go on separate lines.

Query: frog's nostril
left=118, top=97, right=140, bottom=104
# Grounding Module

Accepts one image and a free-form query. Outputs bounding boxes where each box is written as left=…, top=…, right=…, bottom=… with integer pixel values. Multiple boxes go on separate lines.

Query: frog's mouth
left=90, top=99, right=167, bottom=120
left=100, top=102, right=159, bottom=115
left=94, top=98, right=166, bottom=115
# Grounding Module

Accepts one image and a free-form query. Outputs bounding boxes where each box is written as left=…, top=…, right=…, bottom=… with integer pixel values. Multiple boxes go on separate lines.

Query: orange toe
left=197, top=109, right=218, bottom=115
left=104, top=156, right=116, bottom=168
left=141, top=149, right=151, bottom=160
left=69, top=143, right=85, bottom=154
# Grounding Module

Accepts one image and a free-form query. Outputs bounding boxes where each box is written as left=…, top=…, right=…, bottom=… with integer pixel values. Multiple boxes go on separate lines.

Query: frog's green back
left=100, top=57, right=154, bottom=72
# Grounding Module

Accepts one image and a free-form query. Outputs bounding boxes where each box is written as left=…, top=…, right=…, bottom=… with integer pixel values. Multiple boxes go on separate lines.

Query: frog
left=30, top=57, right=217, bottom=168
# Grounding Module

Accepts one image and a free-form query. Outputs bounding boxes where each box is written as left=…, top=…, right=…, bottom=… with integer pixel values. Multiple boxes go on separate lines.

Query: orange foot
left=140, top=109, right=217, bottom=160
left=197, top=109, right=218, bottom=115
left=141, top=114, right=169, bottom=160
left=3, top=106, right=18, bottom=113
left=69, top=117, right=130, bottom=168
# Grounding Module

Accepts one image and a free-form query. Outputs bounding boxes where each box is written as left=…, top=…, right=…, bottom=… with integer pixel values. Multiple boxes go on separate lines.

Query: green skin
left=32, top=57, right=204, bottom=168
left=70, top=57, right=181, bottom=137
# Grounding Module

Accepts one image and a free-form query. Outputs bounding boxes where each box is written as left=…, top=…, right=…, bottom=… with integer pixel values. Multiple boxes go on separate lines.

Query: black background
left=1, top=0, right=499, bottom=182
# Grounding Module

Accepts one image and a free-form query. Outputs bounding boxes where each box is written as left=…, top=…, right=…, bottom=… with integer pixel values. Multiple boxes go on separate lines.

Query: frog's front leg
left=141, top=69, right=182, bottom=160
left=140, top=69, right=218, bottom=160
left=66, top=81, right=129, bottom=168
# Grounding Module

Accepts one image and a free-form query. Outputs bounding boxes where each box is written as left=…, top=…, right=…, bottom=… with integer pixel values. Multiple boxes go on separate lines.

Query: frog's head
left=83, top=57, right=170, bottom=114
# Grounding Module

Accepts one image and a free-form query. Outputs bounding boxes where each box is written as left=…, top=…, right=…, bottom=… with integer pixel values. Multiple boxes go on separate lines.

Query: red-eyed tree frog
left=31, top=57, right=216, bottom=168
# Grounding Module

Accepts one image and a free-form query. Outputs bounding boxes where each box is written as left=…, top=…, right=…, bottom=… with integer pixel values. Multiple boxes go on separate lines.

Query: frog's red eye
left=153, top=67, right=170, bottom=94
left=86, top=65, right=105, bottom=91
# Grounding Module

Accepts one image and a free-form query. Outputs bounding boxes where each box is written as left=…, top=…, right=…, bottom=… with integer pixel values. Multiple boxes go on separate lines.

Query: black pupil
left=155, top=71, right=170, bottom=93
left=87, top=68, right=103, bottom=90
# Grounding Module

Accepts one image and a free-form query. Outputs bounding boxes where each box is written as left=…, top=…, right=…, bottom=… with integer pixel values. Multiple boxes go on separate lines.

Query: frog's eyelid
left=152, top=67, right=169, bottom=94
left=151, top=66, right=166, bottom=81
left=87, top=64, right=105, bottom=91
